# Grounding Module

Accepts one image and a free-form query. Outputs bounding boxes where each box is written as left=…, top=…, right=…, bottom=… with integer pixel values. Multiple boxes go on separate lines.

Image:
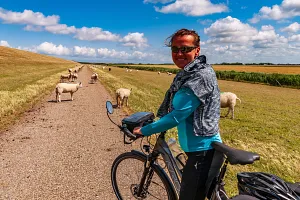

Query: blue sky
left=1, top=0, right=300, bottom=64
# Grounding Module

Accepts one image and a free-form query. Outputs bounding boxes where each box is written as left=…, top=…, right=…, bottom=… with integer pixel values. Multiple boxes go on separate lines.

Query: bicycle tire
left=111, top=151, right=177, bottom=200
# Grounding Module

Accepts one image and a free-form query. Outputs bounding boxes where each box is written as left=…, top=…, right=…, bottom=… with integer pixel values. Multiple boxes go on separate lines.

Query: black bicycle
left=106, top=101, right=300, bottom=200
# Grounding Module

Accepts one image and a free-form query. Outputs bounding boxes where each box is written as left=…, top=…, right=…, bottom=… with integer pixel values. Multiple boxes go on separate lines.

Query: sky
left=0, top=0, right=300, bottom=64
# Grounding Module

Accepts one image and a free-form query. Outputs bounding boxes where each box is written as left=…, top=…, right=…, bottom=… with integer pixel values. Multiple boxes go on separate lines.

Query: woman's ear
left=195, top=46, right=200, bottom=58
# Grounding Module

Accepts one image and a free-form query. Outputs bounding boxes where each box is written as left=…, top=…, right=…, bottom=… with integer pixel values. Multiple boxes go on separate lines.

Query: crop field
left=0, top=46, right=76, bottom=130
left=114, top=64, right=300, bottom=75
left=93, top=65, right=300, bottom=196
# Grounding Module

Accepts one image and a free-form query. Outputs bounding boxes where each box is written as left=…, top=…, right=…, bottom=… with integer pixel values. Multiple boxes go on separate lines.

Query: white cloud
left=204, top=16, right=257, bottom=43
left=121, top=32, right=149, bottom=48
left=154, top=0, right=228, bottom=16
left=281, top=22, right=300, bottom=33
left=249, top=0, right=300, bottom=23
left=0, top=7, right=59, bottom=26
left=289, top=34, right=300, bottom=42
left=197, top=19, right=213, bottom=25
left=0, top=40, right=10, bottom=47
left=24, top=25, right=43, bottom=31
left=74, top=27, right=120, bottom=41
left=45, top=24, right=76, bottom=34
left=73, top=46, right=97, bottom=57
left=36, top=42, right=71, bottom=56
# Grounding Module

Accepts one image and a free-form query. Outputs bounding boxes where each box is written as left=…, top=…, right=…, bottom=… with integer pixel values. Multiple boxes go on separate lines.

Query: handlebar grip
left=122, top=127, right=137, bottom=140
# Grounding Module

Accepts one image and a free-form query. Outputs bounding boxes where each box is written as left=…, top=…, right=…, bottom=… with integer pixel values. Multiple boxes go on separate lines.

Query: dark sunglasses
left=171, top=46, right=197, bottom=53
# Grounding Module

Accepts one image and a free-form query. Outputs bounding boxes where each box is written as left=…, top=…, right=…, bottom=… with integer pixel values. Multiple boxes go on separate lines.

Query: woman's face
left=171, top=35, right=200, bottom=69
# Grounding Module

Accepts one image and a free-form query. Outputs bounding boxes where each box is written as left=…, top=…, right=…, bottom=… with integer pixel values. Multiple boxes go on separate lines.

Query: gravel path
left=0, top=66, right=136, bottom=199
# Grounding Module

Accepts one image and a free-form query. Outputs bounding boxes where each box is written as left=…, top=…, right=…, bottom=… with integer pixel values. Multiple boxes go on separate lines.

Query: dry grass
left=94, top=66, right=300, bottom=196
left=0, top=46, right=76, bottom=131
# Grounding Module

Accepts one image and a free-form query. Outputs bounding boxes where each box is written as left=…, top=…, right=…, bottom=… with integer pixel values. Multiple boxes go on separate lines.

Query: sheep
left=71, top=72, right=78, bottom=82
left=60, top=73, right=71, bottom=82
left=55, top=82, right=83, bottom=102
left=68, top=68, right=72, bottom=73
left=158, top=71, right=161, bottom=75
left=90, top=73, right=98, bottom=83
left=220, top=92, right=241, bottom=119
left=116, top=88, right=132, bottom=108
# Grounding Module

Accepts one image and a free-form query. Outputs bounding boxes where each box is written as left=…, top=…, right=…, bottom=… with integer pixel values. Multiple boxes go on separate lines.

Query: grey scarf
left=157, top=55, right=220, bottom=136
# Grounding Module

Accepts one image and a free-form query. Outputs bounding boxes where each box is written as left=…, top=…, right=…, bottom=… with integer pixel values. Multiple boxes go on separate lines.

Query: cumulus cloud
left=24, top=25, right=43, bottom=31
left=154, top=0, right=228, bottom=16
left=74, top=27, right=120, bottom=41
left=0, top=40, right=10, bottom=47
left=0, top=7, right=59, bottom=26
left=73, top=46, right=97, bottom=57
left=36, top=42, right=71, bottom=56
left=204, top=16, right=257, bottom=43
left=204, top=16, right=289, bottom=51
left=249, top=0, right=300, bottom=23
left=45, top=24, right=76, bottom=34
left=120, top=32, right=148, bottom=48
left=281, top=22, right=300, bottom=33
left=289, top=34, right=300, bottom=42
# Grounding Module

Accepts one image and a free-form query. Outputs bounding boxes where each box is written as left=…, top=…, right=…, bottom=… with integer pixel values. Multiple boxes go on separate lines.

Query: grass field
left=0, top=46, right=76, bottom=130
left=93, top=65, right=300, bottom=196
left=114, top=64, right=300, bottom=74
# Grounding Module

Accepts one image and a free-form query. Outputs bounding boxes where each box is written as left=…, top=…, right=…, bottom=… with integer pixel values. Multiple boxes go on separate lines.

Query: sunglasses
left=171, top=46, right=197, bottom=53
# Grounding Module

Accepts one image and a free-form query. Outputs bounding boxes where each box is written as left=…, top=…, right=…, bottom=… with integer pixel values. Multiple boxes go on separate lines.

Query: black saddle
left=212, top=142, right=260, bottom=165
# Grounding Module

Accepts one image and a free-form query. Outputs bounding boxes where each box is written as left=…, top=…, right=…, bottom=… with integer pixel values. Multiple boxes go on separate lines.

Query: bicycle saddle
left=212, top=142, right=260, bottom=165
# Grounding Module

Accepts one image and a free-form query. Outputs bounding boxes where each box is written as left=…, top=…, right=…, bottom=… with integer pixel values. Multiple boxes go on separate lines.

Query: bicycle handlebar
left=120, top=125, right=144, bottom=141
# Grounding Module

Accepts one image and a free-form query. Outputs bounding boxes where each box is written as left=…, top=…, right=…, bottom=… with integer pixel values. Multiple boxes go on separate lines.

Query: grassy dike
left=92, top=66, right=300, bottom=196
left=0, top=46, right=76, bottom=131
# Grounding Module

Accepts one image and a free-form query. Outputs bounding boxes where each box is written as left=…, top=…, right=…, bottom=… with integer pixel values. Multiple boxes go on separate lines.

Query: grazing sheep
left=71, top=73, right=78, bottom=82
left=116, top=88, right=132, bottom=108
left=90, top=73, right=98, bottom=83
left=60, top=73, right=71, bottom=82
left=55, top=82, right=83, bottom=102
left=220, top=92, right=241, bottom=119
left=158, top=71, right=161, bottom=75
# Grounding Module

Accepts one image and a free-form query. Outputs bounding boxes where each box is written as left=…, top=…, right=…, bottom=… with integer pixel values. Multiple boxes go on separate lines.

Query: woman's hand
left=133, top=127, right=143, bottom=135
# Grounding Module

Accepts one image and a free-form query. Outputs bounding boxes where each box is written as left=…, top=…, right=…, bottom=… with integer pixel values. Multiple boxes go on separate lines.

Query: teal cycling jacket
left=141, top=88, right=222, bottom=152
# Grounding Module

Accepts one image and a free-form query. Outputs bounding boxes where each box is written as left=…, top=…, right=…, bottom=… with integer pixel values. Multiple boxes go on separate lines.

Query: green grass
left=92, top=66, right=300, bottom=196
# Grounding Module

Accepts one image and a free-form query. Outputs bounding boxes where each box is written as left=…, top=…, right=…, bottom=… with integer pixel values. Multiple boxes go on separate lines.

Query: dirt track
left=0, top=66, right=135, bottom=199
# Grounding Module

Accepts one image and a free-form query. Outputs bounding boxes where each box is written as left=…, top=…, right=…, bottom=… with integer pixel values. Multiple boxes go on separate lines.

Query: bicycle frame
left=136, top=131, right=183, bottom=198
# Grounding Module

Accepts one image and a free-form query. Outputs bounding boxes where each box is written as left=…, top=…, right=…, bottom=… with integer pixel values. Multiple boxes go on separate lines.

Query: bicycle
left=106, top=101, right=299, bottom=200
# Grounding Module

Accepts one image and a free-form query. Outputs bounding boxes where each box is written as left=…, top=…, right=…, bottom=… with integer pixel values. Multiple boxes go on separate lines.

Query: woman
left=133, top=28, right=223, bottom=200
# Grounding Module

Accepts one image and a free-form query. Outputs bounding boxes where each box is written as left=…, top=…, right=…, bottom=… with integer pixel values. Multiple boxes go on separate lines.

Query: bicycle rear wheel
left=111, top=151, right=176, bottom=200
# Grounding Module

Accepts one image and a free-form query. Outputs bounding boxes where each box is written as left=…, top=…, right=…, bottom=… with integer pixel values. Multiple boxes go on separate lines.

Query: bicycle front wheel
left=111, top=151, right=176, bottom=200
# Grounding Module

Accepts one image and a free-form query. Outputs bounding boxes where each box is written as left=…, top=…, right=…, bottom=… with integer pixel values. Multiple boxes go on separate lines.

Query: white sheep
left=158, top=71, right=161, bottom=75
left=55, top=82, right=83, bottom=102
left=90, top=73, right=98, bottom=83
left=60, top=73, right=71, bottom=82
left=71, top=72, right=78, bottom=82
left=220, top=92, right=241, bottom=119
left=116, top=88, right=132, bottom=108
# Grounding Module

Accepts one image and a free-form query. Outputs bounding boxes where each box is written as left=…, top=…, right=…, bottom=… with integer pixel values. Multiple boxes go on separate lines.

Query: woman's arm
left=138, top=88, right=201, bottom=136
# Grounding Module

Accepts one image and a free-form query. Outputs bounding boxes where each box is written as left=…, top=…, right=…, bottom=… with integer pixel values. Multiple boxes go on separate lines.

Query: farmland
left=93, top=65, right=300, bottom=196
left=113, top=64, right=300, bottom=74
